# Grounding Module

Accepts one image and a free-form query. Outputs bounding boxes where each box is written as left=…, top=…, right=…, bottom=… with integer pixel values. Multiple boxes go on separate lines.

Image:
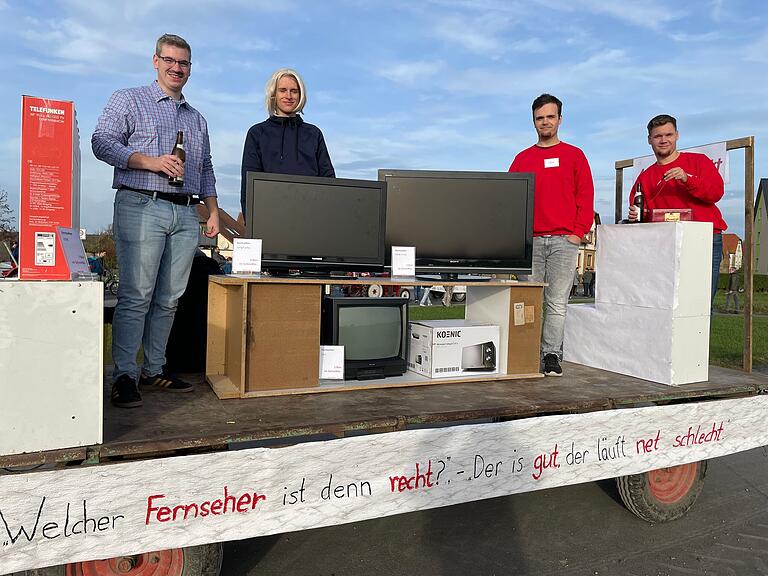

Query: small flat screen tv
left=378, top=169, right=534, bottom=276
left=321, top=296, right=408, bottom=380
left=245, top=172, right=386, bottom=274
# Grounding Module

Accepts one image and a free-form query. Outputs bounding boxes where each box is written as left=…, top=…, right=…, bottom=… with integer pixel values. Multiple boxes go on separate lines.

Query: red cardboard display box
left=19, top=96, right=81, bottom=280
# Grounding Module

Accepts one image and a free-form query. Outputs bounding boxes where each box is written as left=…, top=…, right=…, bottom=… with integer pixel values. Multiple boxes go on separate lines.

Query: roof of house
left=756, top=178, right=768, bottom=222
left=196, top=205, right=245, bottom=244
left=722, top=233, right=741, bottom=255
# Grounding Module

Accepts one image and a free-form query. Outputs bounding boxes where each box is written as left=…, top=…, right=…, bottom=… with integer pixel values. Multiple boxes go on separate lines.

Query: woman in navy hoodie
left=240, top=68, right=335, bottom=215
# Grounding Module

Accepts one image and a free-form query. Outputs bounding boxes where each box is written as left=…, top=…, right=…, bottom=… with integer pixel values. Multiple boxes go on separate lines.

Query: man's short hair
left=532, top=94, right=562, bottom=116
left=264, top=68, right=307, bottom=115
left=647, top=114, right=677, bottom=134
left=156, top=34, right=192, bottom=58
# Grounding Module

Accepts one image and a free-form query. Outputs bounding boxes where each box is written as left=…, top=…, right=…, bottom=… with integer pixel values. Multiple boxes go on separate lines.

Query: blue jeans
left=531, top=235, right=580, bottom=359
left=711, top=233, right=723, bottom=307
left=112, top=190, right=200, bottom=381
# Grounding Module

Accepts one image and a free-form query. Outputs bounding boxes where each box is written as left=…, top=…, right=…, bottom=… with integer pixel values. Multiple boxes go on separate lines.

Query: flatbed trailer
left=3, top=363, right=768, bottom=575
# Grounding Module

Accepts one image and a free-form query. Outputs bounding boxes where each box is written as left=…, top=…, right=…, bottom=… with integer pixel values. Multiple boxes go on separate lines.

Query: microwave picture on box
left=461, top=341, right=496, bottom=372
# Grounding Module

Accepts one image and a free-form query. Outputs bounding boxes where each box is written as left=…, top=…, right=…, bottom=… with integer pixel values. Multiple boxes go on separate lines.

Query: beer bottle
left=168, top=131, right=185, bottom=187
left=632, top=182, right=644, bottom=223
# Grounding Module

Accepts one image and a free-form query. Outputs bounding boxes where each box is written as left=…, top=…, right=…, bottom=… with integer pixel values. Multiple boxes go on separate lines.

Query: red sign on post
left=19, top=96, right=81, bottom=280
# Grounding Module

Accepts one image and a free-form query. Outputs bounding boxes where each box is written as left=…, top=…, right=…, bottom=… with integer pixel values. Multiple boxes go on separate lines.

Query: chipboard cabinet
left=206, top=276, right=544, bottom=398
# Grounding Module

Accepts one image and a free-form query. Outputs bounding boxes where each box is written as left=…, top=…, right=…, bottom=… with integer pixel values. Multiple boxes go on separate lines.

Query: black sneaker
left=139, top=371, right=194, bottom=393
left=111, top=375, right=143, bottom=408
left=543, top=354, right=563, bottom=377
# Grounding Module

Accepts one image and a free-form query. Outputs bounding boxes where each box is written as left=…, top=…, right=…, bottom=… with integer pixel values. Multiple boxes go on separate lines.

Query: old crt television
left=245, top=172, right=387, bottom=274
left=378, top=169, right=534, bottom=275
left=321, top=296, right=408, bottom=380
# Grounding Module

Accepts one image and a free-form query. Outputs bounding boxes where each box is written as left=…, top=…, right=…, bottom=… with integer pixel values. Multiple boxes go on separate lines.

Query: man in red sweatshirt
left=509, top=94, right=594, bottom=377
left=628, top=114, right=726, bottom=305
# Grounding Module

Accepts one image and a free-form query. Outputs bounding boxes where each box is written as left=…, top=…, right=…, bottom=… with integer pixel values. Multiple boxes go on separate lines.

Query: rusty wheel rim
left=65, top=548, right=184, bottom=576
left=647, top=462, right=698, bottom=505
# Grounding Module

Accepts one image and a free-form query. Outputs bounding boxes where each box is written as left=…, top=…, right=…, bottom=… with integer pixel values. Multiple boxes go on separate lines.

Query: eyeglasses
left=158, top=56, right=191, bottom=69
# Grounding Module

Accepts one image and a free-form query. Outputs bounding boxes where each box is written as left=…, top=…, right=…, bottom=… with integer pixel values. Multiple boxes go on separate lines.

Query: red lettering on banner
left=145, top=487, right=267, bottom=525
left=671, top=422, right=724, bottom=448
left=389, top=461, right=434, bottom=492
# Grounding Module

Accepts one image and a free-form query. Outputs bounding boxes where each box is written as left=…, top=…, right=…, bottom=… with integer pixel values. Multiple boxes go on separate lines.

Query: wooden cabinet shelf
left=206, top=275, right=544, bottom=398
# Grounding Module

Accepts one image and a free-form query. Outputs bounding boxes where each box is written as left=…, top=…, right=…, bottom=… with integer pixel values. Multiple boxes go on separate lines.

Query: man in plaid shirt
left=92, top=33, right=219, bottom=408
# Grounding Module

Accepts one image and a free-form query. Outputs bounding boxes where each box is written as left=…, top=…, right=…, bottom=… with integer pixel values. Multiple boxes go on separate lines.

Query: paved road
left=222, top=447, right=768, bottom=576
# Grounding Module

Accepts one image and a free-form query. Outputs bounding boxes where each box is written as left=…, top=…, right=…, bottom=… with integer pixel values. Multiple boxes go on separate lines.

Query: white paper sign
left=232, top=238, right=262, bottom=274
left=319, top=345, right=345, bottom=380
left=1, top=395, right=767, bottom=573
left=56, top=227, right=91, bottom=279
left=631, top=141, right=729, bottom=184
left=391, top=246, right=415, bottom=277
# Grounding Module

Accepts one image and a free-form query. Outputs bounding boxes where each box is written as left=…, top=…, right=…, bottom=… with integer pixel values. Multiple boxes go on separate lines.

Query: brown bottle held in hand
left=169, top=130, right=185, bottom=187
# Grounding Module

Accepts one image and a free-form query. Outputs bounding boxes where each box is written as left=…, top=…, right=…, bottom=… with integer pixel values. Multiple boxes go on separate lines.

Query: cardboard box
left=19, top=96, right=81, bottom=280
left=409, top=320, right=499, bottom=378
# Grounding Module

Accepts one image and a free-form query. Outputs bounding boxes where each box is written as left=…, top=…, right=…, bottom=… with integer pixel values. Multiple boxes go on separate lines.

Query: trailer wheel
left=367, top=284, right=382, bottom=298
left=11, top=544, right=222, bottom=576
left=398, top=288, right=410, bottom=300
left=616, top=460, right=707, bottom=523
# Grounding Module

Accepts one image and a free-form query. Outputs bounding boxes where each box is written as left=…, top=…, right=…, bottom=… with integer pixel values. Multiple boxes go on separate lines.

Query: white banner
left=2, top=395, right=768, bottom=573
left=632, top=141, right=729, bottom=184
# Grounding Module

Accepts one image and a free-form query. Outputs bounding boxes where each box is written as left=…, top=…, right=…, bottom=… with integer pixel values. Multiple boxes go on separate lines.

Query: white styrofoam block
left=564, top=302, right=709, bottom=385
left=0, top=281, right=103, bottom=455
left=596, top=222, right=712, bottom=315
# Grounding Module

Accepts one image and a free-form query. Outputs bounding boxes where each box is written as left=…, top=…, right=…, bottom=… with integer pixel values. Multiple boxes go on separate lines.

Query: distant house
left=195, top=205, right=244, bottom=258
left=577, top=212, right=601, bottom=273
left=721, top=233, right=742, bottom=272
left=755, top=178, right=768, bottom=275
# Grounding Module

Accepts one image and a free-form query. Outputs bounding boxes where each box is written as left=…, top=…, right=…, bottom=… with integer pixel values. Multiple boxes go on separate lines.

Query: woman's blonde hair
left=264, top=68, right=307, bottom=115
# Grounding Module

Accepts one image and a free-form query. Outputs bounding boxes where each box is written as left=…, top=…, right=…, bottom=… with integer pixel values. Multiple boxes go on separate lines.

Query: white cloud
left=379, top=60, right=445, bottom=85
left=534, top=0, right=687, bottom=31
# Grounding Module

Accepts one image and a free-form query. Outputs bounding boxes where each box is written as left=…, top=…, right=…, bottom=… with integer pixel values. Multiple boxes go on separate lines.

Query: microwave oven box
left=408, top=320, right=499, bottom=378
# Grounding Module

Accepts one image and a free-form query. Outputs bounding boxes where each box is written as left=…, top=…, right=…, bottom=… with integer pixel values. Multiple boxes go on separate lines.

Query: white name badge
left=544, top=157, right=560, bottom=168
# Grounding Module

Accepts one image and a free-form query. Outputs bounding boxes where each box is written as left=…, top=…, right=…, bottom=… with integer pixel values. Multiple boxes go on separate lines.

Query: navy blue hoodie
left=240, top=115, right=335, bottom=214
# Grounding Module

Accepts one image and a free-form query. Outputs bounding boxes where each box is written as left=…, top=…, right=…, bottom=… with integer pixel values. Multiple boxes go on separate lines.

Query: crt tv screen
left=378, top=169, right=534, bottom=275
left=245, top=172, right=387, bottom=273
left=321, top=296, right=408, bottom=380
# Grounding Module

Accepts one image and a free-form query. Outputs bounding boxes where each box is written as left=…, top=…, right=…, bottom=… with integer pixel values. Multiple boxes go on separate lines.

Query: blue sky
left=0, top=0, right=765, bottom=239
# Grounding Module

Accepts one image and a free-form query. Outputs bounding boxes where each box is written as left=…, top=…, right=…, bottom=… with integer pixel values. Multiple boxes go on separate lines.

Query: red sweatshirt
left=509, top=141, right=595, bottom=238
left=630, top=152, right=726, bottom=233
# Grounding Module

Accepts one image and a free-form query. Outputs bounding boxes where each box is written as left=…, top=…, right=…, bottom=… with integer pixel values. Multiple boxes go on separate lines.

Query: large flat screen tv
left=245, top=172, right=387, bottom=274
left=321, top=296, right=408, bottom=380
left=378, top=169, right=534, bottom=276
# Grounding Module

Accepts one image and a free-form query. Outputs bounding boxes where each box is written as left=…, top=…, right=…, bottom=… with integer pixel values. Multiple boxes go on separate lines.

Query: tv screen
left=339, top=306, right=403, bottom=360
left=245, top=172, right=386, bottom=274
left=321, top=296, right=408, bottom=380
left=378, top=169, right=534, bottom=275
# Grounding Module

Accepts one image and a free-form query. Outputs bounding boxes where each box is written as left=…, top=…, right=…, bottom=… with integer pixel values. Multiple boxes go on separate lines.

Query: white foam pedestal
left=0, top=281, right=103, bottom=456
left=564, top=222, right=713, bottom=385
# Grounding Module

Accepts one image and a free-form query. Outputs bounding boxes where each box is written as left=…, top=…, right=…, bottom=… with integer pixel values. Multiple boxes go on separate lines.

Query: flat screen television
left=378, top=169, right=534, bottom=276
left=321, top=296, right=408, bottom=380
left=245, top=172, right=387, bottom=275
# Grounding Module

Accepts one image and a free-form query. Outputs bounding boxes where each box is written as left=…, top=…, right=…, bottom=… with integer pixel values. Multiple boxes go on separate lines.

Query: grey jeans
left=530, top=235, right=580, bottom=359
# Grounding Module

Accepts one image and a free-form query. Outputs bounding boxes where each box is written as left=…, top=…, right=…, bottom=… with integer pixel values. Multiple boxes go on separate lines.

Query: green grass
left=409, top=304, right=465, bottom=321
left=712, top=290, right=768, bottom=314
left=709, top=315, right=768, bottom=369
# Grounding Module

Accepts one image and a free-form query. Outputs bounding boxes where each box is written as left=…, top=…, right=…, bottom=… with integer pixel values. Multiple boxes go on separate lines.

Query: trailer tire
left=617, top=460, right=707, bottom=523
left=398, top=288, right=410, bottom=300
left=10, top=543, right=223, bottom=576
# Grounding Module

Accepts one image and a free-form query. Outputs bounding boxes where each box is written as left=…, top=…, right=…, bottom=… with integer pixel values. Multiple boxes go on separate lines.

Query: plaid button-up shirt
left=92, top=80, right=217, bottom=199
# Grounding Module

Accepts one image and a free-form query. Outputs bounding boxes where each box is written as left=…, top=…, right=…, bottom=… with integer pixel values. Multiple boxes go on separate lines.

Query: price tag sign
left=232, top=238, right=262, bottom=274
left=57, top=226, right=92, bottom=279
left=391, top=246, right=415, bottom=277
left=319, top=345, right=345, bottom=380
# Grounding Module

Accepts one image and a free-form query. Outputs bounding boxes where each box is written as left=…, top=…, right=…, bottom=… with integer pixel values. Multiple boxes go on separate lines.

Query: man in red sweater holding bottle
left=628, top=114, right=726, bottom=305
left=509, top=94, right=594, bottom=377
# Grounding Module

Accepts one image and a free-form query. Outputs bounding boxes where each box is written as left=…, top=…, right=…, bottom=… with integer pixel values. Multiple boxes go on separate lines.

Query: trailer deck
left=4, top=363, right=766, bottom=469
